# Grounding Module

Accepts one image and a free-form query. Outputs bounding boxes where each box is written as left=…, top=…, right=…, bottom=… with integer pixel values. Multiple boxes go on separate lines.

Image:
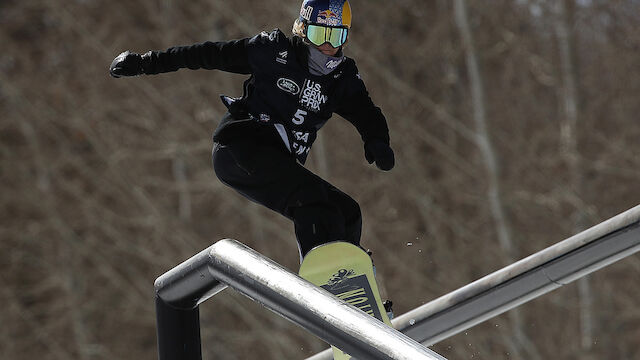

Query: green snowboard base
left=299, top=242, right=392, bottom=360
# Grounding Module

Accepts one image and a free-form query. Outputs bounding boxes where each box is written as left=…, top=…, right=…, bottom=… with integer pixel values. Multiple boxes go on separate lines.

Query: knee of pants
left=212, top=145, right=239, bottom=187
left=212, top=152, right=228, bottom=186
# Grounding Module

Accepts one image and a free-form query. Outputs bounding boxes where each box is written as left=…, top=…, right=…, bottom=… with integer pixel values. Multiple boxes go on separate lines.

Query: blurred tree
left=1, top=0, right=638, bottom=359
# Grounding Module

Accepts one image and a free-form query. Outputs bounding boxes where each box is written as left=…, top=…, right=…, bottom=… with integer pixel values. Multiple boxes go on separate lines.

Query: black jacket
left=142, top=29, right=390, bottom=164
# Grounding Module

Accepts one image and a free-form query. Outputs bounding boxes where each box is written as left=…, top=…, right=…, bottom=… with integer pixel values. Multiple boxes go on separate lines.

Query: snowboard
left=298, top=241, right=392, bottom=360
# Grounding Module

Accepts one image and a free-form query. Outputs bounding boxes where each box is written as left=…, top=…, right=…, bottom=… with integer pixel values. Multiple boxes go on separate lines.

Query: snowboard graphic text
left=322, top=272, right=383, bottom=321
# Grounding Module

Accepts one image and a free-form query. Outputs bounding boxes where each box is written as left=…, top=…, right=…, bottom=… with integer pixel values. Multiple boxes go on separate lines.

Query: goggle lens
left=306, top=24, right=348, bottom=48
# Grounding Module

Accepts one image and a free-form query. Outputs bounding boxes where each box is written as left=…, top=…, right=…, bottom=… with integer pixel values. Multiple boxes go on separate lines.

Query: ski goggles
left=305, top=24, right=349, bottom=48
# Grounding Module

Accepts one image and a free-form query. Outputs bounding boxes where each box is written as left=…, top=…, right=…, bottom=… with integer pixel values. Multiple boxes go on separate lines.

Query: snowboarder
left=109, top=0, right=394, bottom=260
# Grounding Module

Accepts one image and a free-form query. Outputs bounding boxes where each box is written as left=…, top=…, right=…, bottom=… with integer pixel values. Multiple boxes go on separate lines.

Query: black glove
left=109, top=51, right=145, bottom=78
left=364, top=141, right=395, bottom=171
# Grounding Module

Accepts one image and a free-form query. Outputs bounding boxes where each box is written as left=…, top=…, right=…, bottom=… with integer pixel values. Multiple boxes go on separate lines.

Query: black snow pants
left=212, top=118, right=362, bottom=259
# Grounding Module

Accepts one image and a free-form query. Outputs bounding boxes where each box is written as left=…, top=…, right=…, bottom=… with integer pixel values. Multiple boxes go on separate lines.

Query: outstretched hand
left=109, top=51, right=143, bottom=78
left=364, top=141, right=395, bottom=171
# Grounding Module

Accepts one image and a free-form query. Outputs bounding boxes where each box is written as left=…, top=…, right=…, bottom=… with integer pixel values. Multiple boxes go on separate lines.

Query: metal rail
left=155, top=239, right=446, bottom=360
left=307, top=205, right=640, bottom=359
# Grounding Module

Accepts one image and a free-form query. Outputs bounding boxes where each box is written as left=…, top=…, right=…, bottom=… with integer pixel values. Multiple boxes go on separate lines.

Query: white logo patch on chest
left=277, top=78, right=301, bottom=96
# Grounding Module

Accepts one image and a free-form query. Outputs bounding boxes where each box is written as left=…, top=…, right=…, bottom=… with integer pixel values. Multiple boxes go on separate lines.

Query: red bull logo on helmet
left=317, top=9, right=340, bottom=26
left=299, top=0, right=351, bottom=28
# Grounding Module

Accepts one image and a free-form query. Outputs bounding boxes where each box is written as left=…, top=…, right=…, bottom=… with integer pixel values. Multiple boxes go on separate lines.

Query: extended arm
left=110, top=38, right=252, bottom=78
